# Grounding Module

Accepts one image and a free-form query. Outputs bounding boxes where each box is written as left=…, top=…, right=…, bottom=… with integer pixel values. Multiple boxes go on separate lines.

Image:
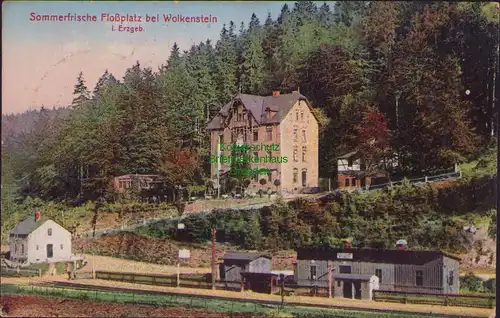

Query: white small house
left=9, top=212, right=72, bottom=264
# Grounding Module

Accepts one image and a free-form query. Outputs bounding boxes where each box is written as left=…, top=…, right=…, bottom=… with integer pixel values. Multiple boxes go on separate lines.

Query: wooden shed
left=241, top=272, right=279, bottom=294
left=295, top=247, right=461, bottom=298
left=220, top=252, right=272, bottom=283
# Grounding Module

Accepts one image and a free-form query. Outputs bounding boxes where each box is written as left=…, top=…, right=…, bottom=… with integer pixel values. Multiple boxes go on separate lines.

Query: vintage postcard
left=1, top=1, right=498, bottom=317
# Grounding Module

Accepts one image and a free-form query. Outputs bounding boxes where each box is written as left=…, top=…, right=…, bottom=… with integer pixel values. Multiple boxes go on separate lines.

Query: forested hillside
left=2, top=1, right=498, bottom=208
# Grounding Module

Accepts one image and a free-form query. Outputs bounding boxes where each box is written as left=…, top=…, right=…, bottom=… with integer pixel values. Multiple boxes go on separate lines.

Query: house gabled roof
left=206, top=91, right=318, bottom=130
left=223, top=252, right=271, bottom=262
left=9, top=216, right=55, bottom=237
left=296, top=247, right=461, bottom=265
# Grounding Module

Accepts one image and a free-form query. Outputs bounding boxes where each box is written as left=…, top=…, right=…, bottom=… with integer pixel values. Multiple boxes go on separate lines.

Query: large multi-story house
left=206, top=90, right=319, bottom=194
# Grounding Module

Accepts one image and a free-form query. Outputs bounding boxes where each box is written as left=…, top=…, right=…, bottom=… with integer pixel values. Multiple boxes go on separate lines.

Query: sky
left=2, top=1, right=327, bottom=115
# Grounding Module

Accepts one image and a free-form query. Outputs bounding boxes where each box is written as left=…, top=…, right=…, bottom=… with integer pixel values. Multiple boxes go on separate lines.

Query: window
left=237, top=112, right=242, bottom=121
left=293, top=168, right=298, bottom=183
left=21, top=244, right=24, bottom=254
left=296, top=111, right=299, bottom=121
left=345, top=178, right=350, bottom=187
left=48, top=228, right=52, bottom=236
left=293, top=147, right=298, bottom=162
left=302, top=169, right=307, bottom=187
left=448, top=271, right=454, bottom=286
left=416, top=270, right=423, bottom=286
left=293, top=128, right=298, bottom=140
left=36, top=245, right=39, bottom=251
left=375, top=269, right=383, bottom=283
left=339, top=265, right=352, bottom=274
left=352, top=178, right=356, bottom=186
left=337, top=281, right=341, bottom=287
left=301, top=112, right=304, bottom=121
left=253, top=131, right=258, bottom=141
left=302, top=146, right=307, bottom=162
left=266, top=128, right=272, bottom=141
left=61, top=244, right=64, bottom=250
left=310, top=265, right=317, bottom=280
left=302, top=130, right=306, bottom=142
left=119, top=181, right=123, bottom=188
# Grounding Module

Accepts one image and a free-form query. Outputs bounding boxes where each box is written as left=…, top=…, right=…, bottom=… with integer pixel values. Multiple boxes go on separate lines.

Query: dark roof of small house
left=9, top=216, right=52, bottom=237
left=223, top=252, right=271, bottom=262
left=338, top=150, right=360, bottom=160
left=206, top=91, right=316, bottom=130
left=296, top=247, right=460, bottom=265
left=333, top=273, right=377, bottom=281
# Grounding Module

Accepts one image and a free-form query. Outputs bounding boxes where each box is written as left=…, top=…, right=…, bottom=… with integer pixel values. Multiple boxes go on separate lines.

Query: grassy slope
left=459, top=146, right=497, bottom=180
left=457, top=145, right=497, bottom=228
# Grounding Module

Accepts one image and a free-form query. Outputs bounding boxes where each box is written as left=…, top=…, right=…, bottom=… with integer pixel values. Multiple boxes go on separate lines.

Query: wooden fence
left=364, top=171, right=461, bottom=192
left=93, top=271, right=240, bottom=291
left=0, top=266, right=41, bottom=277
left=373, top=290, right=496, bottom=309
left=82, top=271, right=495, bottom=309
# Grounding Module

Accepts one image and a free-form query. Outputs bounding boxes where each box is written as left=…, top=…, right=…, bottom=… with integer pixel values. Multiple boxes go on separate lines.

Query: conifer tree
left=72, top=72, right=90, bottom=107
left=215, top=24, right=238, bottom=102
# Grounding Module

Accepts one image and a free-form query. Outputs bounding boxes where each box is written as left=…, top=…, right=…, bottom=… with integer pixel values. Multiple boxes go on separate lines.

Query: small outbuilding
left=9, top=212, right=72, bottom=264
left=220, top=252, right=272, bottom=282
left=332, top=274, right=380, bottom=300
left=240, top=272, right=279, bottom=294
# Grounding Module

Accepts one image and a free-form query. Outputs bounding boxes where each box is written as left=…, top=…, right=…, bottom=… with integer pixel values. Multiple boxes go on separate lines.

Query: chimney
left=396, top=239, right=408, bottom=250
left=343, top=240, right=351, bottom=249
left=272, top=90, right=280, bottom=97
left=35, top=211, right=41, bottom=222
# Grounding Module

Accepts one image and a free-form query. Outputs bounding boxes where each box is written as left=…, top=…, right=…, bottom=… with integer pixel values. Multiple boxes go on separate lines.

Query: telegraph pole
left=280, top=273, right=285, bottom=308
left=211, top=228, right=217, bottom=290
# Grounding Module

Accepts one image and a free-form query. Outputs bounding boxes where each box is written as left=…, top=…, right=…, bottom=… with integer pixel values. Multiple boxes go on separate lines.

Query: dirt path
left=78, top=254, right=210, bottom=275
left=0, top=276, right=492, bottom=317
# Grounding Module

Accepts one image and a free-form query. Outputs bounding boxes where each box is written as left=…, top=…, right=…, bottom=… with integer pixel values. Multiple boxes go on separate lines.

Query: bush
left=460, top=272, right=484, bottom=293
left=132, top=174, right=496, bottom=253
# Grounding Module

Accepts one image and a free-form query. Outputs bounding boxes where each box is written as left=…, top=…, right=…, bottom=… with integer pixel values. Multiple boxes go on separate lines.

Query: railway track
left=18, top=281, right=464, bottom=318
